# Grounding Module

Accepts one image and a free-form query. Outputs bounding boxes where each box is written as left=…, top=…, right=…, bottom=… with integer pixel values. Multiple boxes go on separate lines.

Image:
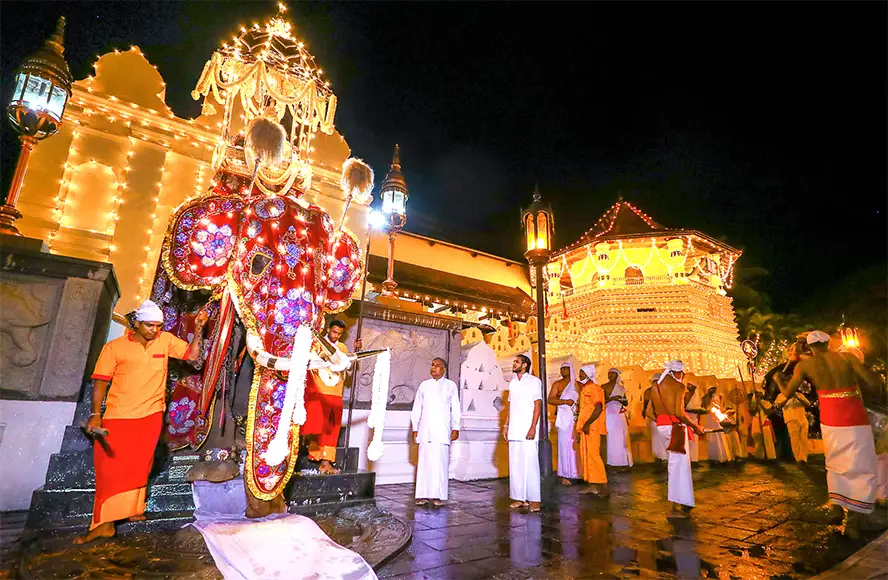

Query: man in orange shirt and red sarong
left=75, top=300, right=206, bottom=544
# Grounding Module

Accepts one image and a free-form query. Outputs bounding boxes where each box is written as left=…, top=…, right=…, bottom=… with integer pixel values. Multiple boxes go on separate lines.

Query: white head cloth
left=561, top=362, right=577, bottom=388
left=651, top=373, right=661, bottom=383
left=806, top=330, right=830, bottom=345
left=658, top=360, right=686, bottom=384
left=579, top=364, right=596, bottom=383
left=609, top=367, right=623, bottom=389
left=134, top=300, right=164, bottom=323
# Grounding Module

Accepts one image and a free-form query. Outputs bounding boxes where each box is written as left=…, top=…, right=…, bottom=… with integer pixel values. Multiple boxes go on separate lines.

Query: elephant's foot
left=245, top=490, right=287, bottom=519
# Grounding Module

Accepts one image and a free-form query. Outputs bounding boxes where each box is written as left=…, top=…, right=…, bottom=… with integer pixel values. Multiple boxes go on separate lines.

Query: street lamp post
left=379, top=145, right=408, bottom=296
left=521, top=185, right=555, bottom=478
left=2, top=17, right=73, bottom=237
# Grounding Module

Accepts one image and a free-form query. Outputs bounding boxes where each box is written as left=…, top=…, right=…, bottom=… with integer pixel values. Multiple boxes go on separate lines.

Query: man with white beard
left=412, top=358, right=461, bottom=507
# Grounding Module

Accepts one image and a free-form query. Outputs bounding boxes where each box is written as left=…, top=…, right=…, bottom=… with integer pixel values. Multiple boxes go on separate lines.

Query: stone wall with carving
left=353, top=318, right=452, bottom=410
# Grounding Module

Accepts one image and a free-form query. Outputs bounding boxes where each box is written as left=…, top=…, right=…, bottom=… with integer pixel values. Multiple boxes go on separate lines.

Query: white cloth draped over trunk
left=659, top=426, right=695, bottom=507
left=605, top=384, right=633, bottom=467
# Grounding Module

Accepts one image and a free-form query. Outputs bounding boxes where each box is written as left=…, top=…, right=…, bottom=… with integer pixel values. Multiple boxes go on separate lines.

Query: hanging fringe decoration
left=262, top=324, right=312, bottom=467
left=366, top=349, right=391, bottom=462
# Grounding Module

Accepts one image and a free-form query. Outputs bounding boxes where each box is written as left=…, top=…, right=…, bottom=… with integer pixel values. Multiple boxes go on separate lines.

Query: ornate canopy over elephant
left=149, top=7, right=374, bottom=503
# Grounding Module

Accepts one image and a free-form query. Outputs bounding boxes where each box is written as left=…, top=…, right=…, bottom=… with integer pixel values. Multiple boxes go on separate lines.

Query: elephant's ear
left=324, top=227, right=363, bottom=314
left=161, top=194, right=245, bottom=291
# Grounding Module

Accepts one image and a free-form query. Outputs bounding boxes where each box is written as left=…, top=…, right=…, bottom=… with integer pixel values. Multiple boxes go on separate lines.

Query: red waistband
left=656, top=414, right=678, bottom=426
left=819, top=391, right=868, bottom=427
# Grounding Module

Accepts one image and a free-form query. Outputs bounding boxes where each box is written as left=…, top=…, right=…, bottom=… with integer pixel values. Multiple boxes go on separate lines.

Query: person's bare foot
left=528, top=502, right=541, bottom=513
left=559, top=478, right=572, bottom=486
left=667, top=507, right=689, bottom=519
left=73, top=522, right=115, bottom=544
left=318, top=460, right=340, bottom=475
left=415, top=499, right=428, bottom=506
left=432, top=500, right=445, bottom=507
left=509, top=501, right=527, bottom=509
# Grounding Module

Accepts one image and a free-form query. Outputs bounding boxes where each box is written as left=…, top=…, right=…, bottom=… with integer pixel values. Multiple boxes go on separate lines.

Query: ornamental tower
left=545, top=197, right=746, bottom=378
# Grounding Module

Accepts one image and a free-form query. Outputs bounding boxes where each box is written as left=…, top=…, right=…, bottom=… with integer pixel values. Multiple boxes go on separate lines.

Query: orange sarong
left=91, top=412, right=162, bottom=529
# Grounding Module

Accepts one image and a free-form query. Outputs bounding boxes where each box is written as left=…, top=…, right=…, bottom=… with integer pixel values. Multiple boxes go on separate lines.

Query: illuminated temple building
left=543, top=198, right=746, bottom=378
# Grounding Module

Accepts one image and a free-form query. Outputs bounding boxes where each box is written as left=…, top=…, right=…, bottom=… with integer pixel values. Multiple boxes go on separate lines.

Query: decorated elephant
left=151, top=165, right=363, bottom=505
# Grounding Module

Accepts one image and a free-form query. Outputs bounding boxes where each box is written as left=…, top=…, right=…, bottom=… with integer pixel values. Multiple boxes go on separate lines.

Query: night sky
left=2, top=2, right=885, bottom=311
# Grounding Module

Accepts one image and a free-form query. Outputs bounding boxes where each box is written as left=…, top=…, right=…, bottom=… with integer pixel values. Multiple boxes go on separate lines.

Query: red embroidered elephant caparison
left=152, top=170, right=362, bottom=500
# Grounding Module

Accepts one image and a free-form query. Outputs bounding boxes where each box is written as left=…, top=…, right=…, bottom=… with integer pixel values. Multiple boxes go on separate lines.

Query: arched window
left=625, top=266, right=644, bottom=285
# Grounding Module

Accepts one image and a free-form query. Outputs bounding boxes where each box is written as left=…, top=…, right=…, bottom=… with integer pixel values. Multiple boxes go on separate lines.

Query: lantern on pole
left=2, top=17, right=73, bottom=237
left=520, top=185, right=555, bottom=478
left=379, top=145, right=408, bottom=296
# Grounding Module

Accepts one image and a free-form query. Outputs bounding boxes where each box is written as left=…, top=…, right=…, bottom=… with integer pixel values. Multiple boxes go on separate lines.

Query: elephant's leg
left=6, top=326, right=38, bottom=366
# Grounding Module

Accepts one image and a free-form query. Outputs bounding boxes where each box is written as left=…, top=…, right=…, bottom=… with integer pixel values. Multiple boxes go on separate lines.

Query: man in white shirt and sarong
left=650, top=361, right=705, bottom=518
left=603, top=368, right=633, bottom=468
left=547, top=362, right=579, bottom=485
left=776, top=330, right=881, bottom=530
left=503, top=354, right=543, bottom=513
left=412, top=357, right=460, bottom=507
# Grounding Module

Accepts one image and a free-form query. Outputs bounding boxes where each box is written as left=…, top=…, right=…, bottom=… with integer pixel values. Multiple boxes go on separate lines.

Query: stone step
left=23, top=509, right=195, bottom=539
left=42, top=451, right=199, bottom=490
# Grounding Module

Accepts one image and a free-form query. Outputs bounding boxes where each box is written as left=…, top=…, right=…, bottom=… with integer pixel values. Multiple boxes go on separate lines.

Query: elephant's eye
left=250, top=253, right=272, bottom=276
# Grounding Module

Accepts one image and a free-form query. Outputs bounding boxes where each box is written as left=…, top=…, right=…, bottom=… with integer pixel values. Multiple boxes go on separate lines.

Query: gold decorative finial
left=533, top=183, right=541, bottom=203
left=381, top=144, right=407, bottom=196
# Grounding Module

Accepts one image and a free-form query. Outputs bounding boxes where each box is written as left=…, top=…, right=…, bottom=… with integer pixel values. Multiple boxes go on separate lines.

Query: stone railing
left=561, top=274, right=676, bottom=297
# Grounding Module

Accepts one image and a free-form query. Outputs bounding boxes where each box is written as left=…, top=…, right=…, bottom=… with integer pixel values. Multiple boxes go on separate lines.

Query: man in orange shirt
left=75, top=300, right=206, bottom=544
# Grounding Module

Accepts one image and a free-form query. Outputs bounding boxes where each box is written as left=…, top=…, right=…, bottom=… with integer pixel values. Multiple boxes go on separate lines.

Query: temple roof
left=367, top=255, right=534, bottom=316
left=555, top=197, right=741, bottom=257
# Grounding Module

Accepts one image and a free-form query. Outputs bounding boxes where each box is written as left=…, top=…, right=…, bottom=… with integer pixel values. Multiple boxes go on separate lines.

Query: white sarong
left=416, top=443, right=450, bottom=500
left=556, top=428, right=579, bottom=479
left=702, top=413, right=733, bottom=463
left=822, top=424, right=877, bottom=514
left=555, top=381, right=579, bottom=479
left=605, top=400, right=633, bottom=467
left=509, top=440, right=541, bottom=502
left=659, top=426, right=694, bottom=507
left=650, top=420, right=668, bottom=460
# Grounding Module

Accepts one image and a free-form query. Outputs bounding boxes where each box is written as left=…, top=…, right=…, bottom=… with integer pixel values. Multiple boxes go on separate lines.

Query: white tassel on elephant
left=366, top=349, right=392, bottom=462
left=261, top=325, right=313, bottom=467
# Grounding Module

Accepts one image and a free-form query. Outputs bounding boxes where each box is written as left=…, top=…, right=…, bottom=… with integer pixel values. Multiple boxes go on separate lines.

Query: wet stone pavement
left=375, top=458, right=887, bottom=579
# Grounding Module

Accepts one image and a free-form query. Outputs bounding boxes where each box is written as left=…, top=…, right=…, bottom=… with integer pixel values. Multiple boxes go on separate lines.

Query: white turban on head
left=609, top=367, right=623, bottom=389
left=561, top=362, right=576, bottom=387
left=134, top=300, right=164, bottom=323
left=658, top=360, right=686, bottom=384
left=806, top=330, right=830, bottom=345
left=579, top=364, right=596, bottom=383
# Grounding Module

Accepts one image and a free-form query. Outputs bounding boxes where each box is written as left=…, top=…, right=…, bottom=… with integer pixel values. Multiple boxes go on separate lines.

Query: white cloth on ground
left=822, top=424, right=877, bottom=514
left=416, top=443, right=451, bottom=500
left=190, top=479, right=376, bottom=580
left=411, top=377, right=461, bottom=444
left=509, top=440, right=541, bottom=502
left=659, top=425, right=695, bottom=507
left=605, top=383, right=633, bottom=466
left=650, top=420, right=668, bottom=460
left=508, top=373, right=542, bottom=441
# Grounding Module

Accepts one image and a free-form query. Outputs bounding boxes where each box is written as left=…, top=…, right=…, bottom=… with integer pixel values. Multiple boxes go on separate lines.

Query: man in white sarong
left=412, top=357, right=460, bottom=507
left=547, top=362, right=579, bottom=485
left=603, top=368, right=633, bottom=467
left=644, top=375, right=668, bottom=462
left=702, top=389, right=734, bottom=463
left=503, top=354, right=542, bottom=512
left=650, top=361, right=705, bottom=518
left=777, top=330, right=881, bottom=529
